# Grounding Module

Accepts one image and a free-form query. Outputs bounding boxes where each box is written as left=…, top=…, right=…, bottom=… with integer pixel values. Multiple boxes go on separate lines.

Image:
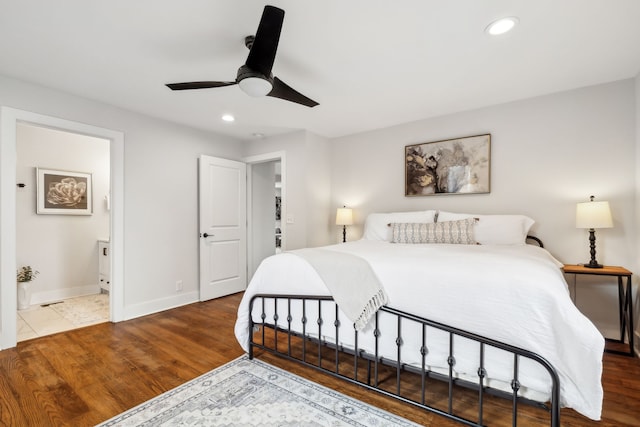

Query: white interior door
left=199, top=155, right=247, bottom=301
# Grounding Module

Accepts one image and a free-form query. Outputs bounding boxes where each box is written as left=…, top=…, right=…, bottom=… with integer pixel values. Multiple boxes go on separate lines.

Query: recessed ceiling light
left=485, top=16, right=519, bottom=36
left=221, top=114, right=235, bottom=122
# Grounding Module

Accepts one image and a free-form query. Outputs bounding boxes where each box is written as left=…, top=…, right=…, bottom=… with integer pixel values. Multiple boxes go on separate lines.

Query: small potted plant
left=17, top=266, right=39, bottom=310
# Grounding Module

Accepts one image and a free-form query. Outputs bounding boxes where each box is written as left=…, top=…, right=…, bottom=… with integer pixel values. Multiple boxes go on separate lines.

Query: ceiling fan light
left=239, top=77, right=273, bottom=97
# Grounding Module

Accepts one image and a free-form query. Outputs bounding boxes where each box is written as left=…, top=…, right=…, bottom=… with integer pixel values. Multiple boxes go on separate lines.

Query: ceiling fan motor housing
left=244, top=35, right=255, bottom=50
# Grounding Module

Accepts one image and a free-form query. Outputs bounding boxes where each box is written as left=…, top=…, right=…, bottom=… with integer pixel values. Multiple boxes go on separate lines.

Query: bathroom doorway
left=16, top=123, right=111, bottom=341
left=0, top=107, right=124, bottom=350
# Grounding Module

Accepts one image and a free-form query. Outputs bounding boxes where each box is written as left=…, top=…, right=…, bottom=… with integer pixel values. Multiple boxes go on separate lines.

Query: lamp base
left=584, top=229, right=603, bottom=268
left=583, top=261, right=603, bottom=269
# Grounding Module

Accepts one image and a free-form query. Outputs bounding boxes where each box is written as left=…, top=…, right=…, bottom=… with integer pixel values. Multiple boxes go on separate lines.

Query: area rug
left=97, top=355, right=421, bottom=426
left=48, top=293, right=109, bottom=326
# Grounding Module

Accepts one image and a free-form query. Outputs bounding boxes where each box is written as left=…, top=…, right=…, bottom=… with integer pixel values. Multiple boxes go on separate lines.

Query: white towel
left=292, top=248, right=388, bottom=330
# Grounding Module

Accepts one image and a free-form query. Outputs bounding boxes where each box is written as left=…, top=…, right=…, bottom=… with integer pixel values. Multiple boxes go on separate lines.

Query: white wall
left=16, top=123, right=110, bottom=303
left=304, top=132, right=334, bottom=246
left=0, top=74, right=243, bottom=322
left=330, top=79, right=637, bottom=339
left=244, top=130, right=333, bottom=249
left=636, top=71, right=640, bottom=351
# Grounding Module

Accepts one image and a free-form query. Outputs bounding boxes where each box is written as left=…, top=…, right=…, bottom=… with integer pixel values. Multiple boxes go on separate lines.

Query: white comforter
left=234, top=240, right=604, bottom=420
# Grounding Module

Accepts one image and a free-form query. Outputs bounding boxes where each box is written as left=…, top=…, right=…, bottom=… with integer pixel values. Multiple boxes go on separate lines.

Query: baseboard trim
left=32, top=284, right=102, bottom=306
left=122, top=291, right=199, bottom=321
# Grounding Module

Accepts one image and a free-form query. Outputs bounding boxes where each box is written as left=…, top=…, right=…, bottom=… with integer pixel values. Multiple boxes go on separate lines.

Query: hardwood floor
left=0, top=292, right=638, bottom=426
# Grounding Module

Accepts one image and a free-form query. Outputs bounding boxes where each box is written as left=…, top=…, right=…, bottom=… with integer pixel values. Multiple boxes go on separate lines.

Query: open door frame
left=244, top=151, right=286, bottom=281
left=0, top=107, right=124, bottom=349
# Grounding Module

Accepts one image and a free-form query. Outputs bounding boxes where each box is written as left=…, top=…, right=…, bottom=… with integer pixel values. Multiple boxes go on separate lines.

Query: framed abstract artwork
left=36, top=168, right=93, bottom=215
left=405, top=134, right=491, bottom=196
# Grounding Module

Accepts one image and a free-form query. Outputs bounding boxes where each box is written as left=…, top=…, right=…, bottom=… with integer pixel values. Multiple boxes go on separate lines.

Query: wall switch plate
left=176, top=280, right=183, bottom=292
left=286, top=214, right=294, bottom=224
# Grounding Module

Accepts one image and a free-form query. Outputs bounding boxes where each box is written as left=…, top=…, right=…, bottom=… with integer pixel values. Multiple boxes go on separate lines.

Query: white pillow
left=362, top=210, right=437, bottom=241
left=436, top=211, right=534, bottom=245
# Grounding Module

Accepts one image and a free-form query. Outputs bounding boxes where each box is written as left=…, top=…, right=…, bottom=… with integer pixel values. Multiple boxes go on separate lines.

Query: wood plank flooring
left=0, top=292, right=638, bottom=426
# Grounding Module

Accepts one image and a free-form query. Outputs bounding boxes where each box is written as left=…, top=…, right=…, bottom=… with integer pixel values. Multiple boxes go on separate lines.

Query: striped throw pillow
left=390, top=218, right=477, bottom=244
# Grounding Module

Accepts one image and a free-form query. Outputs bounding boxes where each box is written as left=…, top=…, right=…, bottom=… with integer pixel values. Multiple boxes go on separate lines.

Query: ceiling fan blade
left=267, top=77, right=319, bottom=107
left=245, top=6, right=284, bottom=77
left=166, top=81, right=237, bottom=91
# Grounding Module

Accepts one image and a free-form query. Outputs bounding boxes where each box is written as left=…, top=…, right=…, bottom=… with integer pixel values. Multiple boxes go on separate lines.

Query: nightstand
left=563, top=264, right=634, bottom=356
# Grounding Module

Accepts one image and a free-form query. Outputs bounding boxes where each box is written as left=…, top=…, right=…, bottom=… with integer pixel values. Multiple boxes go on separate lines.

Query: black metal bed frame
left=248, top=294, right=560, bottom=427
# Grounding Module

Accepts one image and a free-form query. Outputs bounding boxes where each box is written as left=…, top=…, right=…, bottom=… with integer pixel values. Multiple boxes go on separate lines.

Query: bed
left=234, top=210, right=604, bottom=426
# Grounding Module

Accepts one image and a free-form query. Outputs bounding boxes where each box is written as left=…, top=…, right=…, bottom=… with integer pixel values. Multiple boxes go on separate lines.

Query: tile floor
left=17, top=293, right=109, bottom=342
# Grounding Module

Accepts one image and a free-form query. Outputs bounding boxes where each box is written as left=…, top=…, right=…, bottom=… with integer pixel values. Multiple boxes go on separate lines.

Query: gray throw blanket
left=292, top=248, right=388, bottom=330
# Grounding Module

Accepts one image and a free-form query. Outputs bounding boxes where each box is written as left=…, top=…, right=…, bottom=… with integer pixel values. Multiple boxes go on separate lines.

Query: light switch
left=286, top=214, right=294, bottom=224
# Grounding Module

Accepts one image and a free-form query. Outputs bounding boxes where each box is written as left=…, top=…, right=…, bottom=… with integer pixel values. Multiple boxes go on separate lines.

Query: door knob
left=203, top=233, right=213, bottom=238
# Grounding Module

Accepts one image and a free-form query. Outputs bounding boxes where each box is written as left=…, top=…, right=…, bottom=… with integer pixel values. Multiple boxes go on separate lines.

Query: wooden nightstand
left=563, top=264, right=634, bottom=356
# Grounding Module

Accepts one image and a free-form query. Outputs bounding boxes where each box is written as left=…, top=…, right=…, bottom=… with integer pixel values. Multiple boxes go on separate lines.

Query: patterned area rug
left=48, top=293, right=108, bottom=326
left=97, top=355, right=421, bottom=426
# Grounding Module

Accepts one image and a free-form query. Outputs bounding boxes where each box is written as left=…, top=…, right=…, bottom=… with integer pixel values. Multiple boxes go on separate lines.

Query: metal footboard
left=248, top=294, right=560, bottom=427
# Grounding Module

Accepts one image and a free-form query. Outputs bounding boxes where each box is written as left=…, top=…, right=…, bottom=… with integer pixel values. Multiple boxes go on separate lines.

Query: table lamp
left=576, top=195, right=613, bottom=268
left=336, top=207, right=353, bottom=243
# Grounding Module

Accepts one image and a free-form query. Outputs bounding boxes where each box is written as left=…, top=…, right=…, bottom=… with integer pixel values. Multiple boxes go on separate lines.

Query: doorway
left=196, top=152, right=285, bottom=301
left=0, top=107, right=124, bottom=350
left=16, top=123, right=110, bottom=341
left=245, top=151, right=286, bottom=281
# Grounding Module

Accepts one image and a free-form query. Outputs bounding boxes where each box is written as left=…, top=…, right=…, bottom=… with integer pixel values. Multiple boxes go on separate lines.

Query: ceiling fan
left=166, top=5, right=319, bottom=108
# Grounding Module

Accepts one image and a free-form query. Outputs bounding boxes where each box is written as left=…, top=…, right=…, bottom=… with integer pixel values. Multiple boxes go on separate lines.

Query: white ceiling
left=1, top=0, right=639, bottom=141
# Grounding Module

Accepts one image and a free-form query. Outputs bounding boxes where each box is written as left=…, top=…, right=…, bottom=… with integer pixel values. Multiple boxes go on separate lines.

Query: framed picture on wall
left=405, top=134, right=491, bottom=196
left=36, top=168, right=93, bottom=215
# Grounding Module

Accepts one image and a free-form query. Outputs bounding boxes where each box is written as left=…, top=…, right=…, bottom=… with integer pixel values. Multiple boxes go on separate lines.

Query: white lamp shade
left=576, top=200, right=613, bottom=229
left=336, top=208, right=353, bottom=226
